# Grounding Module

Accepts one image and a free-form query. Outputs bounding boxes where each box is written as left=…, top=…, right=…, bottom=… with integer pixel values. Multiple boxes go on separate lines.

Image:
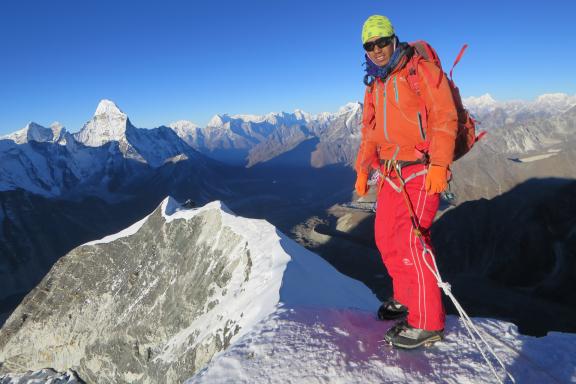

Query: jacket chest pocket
left=388, top=76, right=419, bottom=111
left=389, top=77, right=422, bottom=120
left=387, top=76, right=427, bottom=142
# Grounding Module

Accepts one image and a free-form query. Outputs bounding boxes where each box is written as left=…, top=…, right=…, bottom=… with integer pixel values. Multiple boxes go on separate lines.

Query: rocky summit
left=0, top=198, right=288, bottom=383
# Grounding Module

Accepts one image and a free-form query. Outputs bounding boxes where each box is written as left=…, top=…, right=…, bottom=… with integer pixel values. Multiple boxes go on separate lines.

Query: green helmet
left=362, top=15, right=395, bottom=44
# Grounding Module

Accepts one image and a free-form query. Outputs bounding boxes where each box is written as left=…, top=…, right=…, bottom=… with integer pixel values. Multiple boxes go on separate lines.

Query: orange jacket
left=355, top=59, right=458, bottom=176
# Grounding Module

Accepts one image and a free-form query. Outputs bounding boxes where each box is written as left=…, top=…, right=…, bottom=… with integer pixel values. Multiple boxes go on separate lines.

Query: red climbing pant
left=374, top=163, right=445, bottom=331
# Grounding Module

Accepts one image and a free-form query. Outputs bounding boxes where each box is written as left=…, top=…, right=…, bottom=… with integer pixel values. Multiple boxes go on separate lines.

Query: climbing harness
left=378, top=159, right=428, bottom=194
left=382, top=160, right=516, bottom=384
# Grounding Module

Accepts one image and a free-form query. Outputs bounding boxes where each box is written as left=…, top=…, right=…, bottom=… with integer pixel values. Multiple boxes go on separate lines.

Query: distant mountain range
left=165, top=102, right=363, bottom=167
left=0, top=100, right=363, bottom=198
left=0, top=100, right=217, bottom=199
left=2, top=93, right=575, bottom=200
left=450, top=97, right=576, bottom=203
left=0, top=93, right=574, bottom=330
left=463, top=93, right=576, bottom=129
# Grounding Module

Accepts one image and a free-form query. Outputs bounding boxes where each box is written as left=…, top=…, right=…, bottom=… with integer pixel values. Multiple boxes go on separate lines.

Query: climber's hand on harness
left=425, top=164, right=448, bottom=195
left=355, top=172, right=369, bottom=196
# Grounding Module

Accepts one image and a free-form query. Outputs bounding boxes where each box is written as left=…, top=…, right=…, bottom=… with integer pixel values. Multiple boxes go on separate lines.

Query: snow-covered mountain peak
left=94, top=99, right=126, bottom=117
left=262, top=112, right=282, bottom=125
left=221, top=109, right=313, bottom=127
left=536, top=92, right=571, bottom=103
left=169, top=120, right=199, bottom=131
left=463, top=92, right=576, bottom=128
left=49, top=122, right=66, bottom=141
left=534, top=93, right=576, bottom=111
left=24, top=122, right=52, bottom=142
left=207, top=114, right=228, bottom=127
left=463, top=93, right=497, bottom=109
left=169, top=120, right=203, bottom=149
left=293, top=109, right=312, bottom=122
left=50, top=121, right=64, bottom=132
left=1, top=122, right=56, bottom=144
left=229, top=113, right=266, bottom=123
left=75, top=100, right=130, bottom=147
left=338, top=101, right=362, bottom=114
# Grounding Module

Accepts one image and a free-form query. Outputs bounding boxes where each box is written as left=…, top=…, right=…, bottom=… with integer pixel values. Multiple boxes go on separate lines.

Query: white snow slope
left=188, top=308, right=576, bottom=384
left=179, top=206, right=576, bottom=384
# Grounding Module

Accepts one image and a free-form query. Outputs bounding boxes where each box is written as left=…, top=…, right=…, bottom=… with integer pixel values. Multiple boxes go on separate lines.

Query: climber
left=355, top=15, right=458, bottom=349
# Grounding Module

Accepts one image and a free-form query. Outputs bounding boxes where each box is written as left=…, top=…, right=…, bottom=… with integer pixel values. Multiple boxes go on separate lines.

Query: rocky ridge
left=0, top=197, right=375, bottom=383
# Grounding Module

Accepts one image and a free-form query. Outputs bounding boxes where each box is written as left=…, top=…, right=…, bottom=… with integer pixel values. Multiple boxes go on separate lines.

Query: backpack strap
left=406, top=40, right=447, bottom=133
left=406, top=41, right=462, bottom=160
left=449, top=44, right=468, bottom=81
left=410, top=41, right=444, bottom=88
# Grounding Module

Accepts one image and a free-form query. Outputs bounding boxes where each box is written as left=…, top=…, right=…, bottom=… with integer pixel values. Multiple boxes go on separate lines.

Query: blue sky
left=1, top=0, right=575, bottom=135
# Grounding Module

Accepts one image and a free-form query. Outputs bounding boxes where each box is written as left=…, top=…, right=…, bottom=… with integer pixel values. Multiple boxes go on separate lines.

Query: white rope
left=419, top=242, right=516, bottom=384
left=390, top=162, right=515, bottom=383
left=378, top=161, right=515, bottom=382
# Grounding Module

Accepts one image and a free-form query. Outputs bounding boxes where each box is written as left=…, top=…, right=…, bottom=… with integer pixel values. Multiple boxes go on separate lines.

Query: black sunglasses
left=363, top=35, right=395, bottom=52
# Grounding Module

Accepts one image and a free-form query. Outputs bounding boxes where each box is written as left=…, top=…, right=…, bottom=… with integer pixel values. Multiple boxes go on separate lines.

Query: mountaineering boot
left=377, top=298, right=408, bottom=320
left=383, top=319, right=407, bottom=343
left=388, top=323, right=444, bottom=349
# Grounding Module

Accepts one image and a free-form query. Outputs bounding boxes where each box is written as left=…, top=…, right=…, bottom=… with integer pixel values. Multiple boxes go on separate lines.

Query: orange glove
left=425, top=165, right=448, bottom=195
left=355, top=173, right=369, bottom=196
